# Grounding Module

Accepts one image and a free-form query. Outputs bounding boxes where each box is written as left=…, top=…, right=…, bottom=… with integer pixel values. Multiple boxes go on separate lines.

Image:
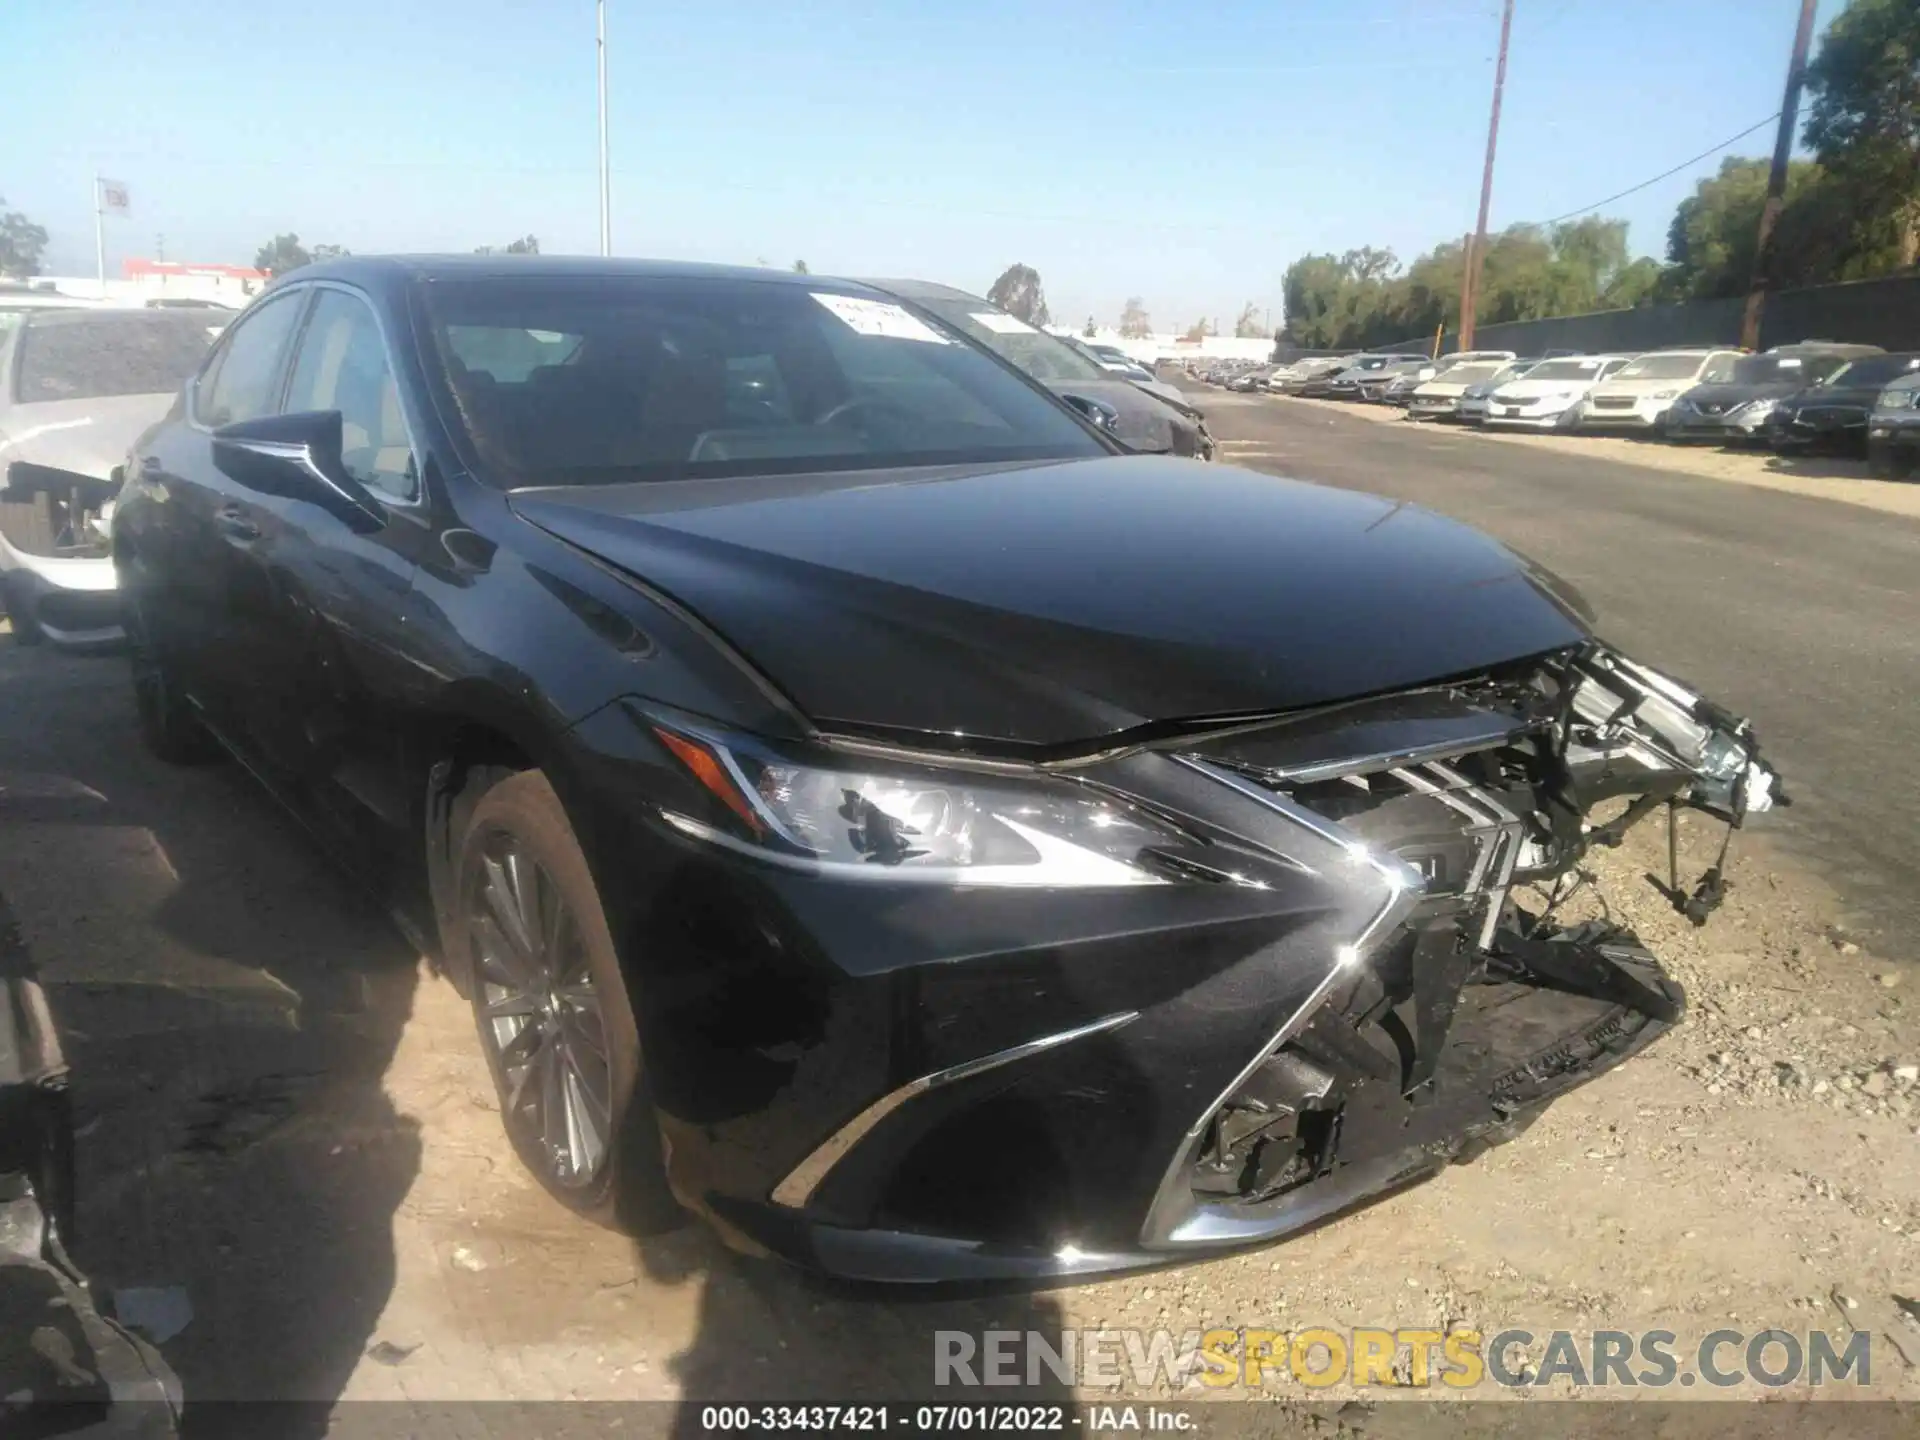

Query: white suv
left=1582, top=348, right=1744, bottom=431
left=1484, top=355, right=1635, bottom=431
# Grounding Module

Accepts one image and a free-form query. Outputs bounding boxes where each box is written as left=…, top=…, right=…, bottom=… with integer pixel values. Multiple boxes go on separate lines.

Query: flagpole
left=93, top=176, right=106, bottom=291
left=597, top=0, right=611, bottom=256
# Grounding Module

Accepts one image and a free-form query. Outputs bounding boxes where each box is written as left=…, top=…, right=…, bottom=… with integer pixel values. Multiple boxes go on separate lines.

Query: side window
left=1805, top=356, right=1845, bottom=384
left=284, top=290, right=415, bottom=501
left=199, top=291, right=307, bottom=427
left=1701, top=354, right=1737, bottom=384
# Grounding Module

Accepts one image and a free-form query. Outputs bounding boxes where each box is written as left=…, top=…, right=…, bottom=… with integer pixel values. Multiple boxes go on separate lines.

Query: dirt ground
left=1275, top=394, right=1920, bottom=521
left=4, top=630, right=1918, bottom=1422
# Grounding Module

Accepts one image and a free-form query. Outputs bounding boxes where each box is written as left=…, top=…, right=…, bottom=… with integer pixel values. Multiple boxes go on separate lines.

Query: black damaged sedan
left=108, top=257, right=1781, bottom=1281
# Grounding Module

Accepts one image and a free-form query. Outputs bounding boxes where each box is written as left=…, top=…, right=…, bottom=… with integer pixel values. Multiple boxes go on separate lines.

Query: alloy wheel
left=467, top=833, right=613, bottom=1189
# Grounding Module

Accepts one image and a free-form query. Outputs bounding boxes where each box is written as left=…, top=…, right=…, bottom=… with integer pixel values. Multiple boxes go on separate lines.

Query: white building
left=1046, top=324, right=1272, bottom=364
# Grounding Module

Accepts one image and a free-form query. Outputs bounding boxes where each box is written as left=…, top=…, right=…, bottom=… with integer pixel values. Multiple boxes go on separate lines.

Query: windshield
left=13, top=311, right=222, bottom=404
left=904, top=298, right=1109, bottom=383
left=425, top=276, right=1106, bottom=484
left=1730, top=355, right=1812, bottom=385
left=1523, top=358, right=1612, bottom=381
left=1615, top=353, right=1711, bottom=380
left=1821, top=355, right=1920, bottom=388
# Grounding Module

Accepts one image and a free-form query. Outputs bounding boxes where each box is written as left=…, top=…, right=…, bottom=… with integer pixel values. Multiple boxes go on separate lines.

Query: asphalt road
left=1194, top=389, right=1920, bottom=963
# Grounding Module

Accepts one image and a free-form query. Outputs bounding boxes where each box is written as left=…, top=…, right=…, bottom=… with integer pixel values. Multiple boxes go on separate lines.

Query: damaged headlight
left=1567, top=649, right=1779, bottom=819
left=652, top=723, right=1193, bottom=886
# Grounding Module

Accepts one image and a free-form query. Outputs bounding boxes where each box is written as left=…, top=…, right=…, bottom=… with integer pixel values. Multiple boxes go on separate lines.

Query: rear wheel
left=1, top=572, right=44, bottom=646
left=126, top=595, right=222, bottom=763
left=453, top=769, right=680, bottom=1232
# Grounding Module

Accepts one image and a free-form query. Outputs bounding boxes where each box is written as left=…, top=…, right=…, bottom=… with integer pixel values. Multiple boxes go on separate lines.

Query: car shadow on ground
left=0, top=634, right=422, bottom=1437
left=630, top=1229, right=1078, bottom=1436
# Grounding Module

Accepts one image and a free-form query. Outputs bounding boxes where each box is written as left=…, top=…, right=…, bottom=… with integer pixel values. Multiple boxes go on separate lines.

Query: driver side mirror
left=1059, top=392, right=1123, bottom=436
left=211, top=410, right=386, bottom=532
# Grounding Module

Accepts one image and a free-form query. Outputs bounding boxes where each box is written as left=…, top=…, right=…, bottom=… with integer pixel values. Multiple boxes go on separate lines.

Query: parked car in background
left=1362, top=360, right=1435, bottom=404
left=105, top=254, right=1779, bottom=1282
left=1766, top=351, right=1920, bottom=456
left=1483, top=354, right=1634, bottom=430
left=1665, top=342, right=1882, bottom=445
left=1275, top=356, right=1354, bottom=394
left=1581, top=348, right=1745, bottom=433
left=1454, top=359, right=1540, bottom=425
left=1317, top=353, right=1430, bottom=401
left=1406, top=359, right=1521, bottom=422
left=874, top=281, right=1213, bottom=460
left=1227, top=366, right=1275, bottom=393
left=1867, top=370, right=1920, bottom=478
left=0, top=306, right=224, bottom=645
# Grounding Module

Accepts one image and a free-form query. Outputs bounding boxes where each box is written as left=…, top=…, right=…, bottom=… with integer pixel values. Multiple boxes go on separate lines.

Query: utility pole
left=597, top=0, right=612, bottom=256
left=1457, top=0, right=1515, bottom=352
left=1741, top=0, right=1819, bottom=351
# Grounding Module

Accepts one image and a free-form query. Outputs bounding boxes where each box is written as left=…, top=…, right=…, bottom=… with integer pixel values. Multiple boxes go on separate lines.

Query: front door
left=223, top=285, right=433, bottom=889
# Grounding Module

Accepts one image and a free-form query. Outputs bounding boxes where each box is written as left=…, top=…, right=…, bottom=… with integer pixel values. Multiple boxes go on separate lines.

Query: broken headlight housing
left=652, top=722, right=1194, bottom=886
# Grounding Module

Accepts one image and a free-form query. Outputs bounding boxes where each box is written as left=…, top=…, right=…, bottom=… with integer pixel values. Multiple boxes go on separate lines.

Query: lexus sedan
left=104, top=257, right=1780, bottom=1282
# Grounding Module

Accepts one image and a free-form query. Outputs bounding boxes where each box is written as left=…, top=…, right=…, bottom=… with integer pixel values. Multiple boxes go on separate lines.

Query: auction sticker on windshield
left=811, top=293, right=950, bottom=344
left=969, top=311, right=1037, bottom=334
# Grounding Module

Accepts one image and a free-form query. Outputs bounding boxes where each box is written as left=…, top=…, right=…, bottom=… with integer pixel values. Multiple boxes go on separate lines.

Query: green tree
left=1663, top=156, right=1832, bottom=298
left=1233, top=301, right=1264, bottom=338
left=254, top=233, right=313, bottom=276
left=1118, top=296, right=1152, bottom=338
left=985, top=263, right=1050, bottom=326
left=1601, top=255, right=1666, bottom=308
left=792, top=257, right=808, bottom=273
left=475, top=236, right=539, bottom=256
left=310, top=243, right=350, bottom=262
left=1082, top=315, right=1098, bottom=337
left=1180, top=317, right=1214, bottom=342
left=0, top=199, right=49, bottom=279
left=1804, top=0, right=1920, bottom=268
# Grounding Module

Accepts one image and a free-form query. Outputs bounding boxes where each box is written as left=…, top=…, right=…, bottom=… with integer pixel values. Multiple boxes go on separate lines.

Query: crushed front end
left=604, top=641, right=1781, bottom=1282
left=1141, top=642, right=1781, bottom=1251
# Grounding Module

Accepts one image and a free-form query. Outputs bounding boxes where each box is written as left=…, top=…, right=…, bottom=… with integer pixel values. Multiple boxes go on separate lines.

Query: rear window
left=423, top=276, right=1106, bottom=485
left=13, top=311, right=222, bottom=403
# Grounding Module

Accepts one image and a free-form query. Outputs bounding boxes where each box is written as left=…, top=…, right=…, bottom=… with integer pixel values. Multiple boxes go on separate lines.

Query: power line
left=1536, top=112, right=1783, bottom=227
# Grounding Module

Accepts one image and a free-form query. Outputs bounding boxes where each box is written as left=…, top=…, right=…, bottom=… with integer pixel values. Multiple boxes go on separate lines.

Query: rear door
left=127, top=286, right=310, bottom=733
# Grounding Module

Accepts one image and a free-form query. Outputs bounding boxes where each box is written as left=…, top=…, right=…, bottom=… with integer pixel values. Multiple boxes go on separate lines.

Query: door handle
left=214, top=505, right=261, bottom=542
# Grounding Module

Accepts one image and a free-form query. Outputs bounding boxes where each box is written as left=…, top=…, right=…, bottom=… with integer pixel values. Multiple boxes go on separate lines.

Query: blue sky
left=8, top=0, right=1848, bottom=330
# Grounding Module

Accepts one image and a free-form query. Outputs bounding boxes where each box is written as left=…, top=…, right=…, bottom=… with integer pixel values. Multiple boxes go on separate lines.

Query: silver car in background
left=0, top=307, right=223, bottom=646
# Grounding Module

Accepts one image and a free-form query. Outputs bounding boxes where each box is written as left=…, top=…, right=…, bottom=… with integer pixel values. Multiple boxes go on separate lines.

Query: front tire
left=453, top=769, right=680, bottom=1233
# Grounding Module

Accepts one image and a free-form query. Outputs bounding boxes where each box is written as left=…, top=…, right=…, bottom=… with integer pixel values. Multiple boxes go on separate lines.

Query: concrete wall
left=1405, top=273, right=1920, bottom=358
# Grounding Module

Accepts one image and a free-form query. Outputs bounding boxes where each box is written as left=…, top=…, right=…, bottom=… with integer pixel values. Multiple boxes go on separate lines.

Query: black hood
left=512, top=457, right=1589, bottom=748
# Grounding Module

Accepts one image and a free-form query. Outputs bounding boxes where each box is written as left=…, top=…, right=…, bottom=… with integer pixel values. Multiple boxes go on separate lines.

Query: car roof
left=16, top=304, right=215, bottom=329
left=1764, top=340, right=1883, bottom=356
left=287, top=253, right=875, bottom=294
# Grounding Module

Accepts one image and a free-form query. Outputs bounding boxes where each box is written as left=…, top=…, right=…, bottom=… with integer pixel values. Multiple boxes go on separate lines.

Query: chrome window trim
left=770, top=1010, right=1140, bottom=1210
